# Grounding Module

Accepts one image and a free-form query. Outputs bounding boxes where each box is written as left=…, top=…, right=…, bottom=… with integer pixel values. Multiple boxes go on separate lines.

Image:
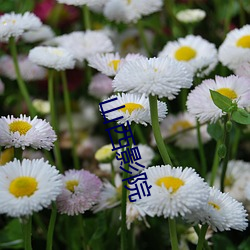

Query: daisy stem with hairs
left=196, top=224, right=209, bottom=250
left=209, top=141, right=221, bottom=186
left=149, top=95, right=172, bottom=165
left=48, top=70, right=63, bottom=172
left=168, top=218, right=179, bottom=250
left=9, top=37, right=36, bottom=117
left=46, top=202, right=57, bottom=250
left=82, top=5, right=91, bottom=30
left=196, top=120, right=207, bottom=178
left=61, top=71, right=80, bottom=169
left=137, top=20, right=151, bottom=56
left=220, top=115, right=231, bottom=192
left=21, top=216, right=32, bottom=250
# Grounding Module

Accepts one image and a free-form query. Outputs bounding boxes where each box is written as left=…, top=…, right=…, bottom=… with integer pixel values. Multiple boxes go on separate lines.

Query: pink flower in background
left=56, top=169, right=102, bottom=215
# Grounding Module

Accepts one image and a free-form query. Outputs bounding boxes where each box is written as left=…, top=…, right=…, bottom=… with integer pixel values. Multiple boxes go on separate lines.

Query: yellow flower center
left=171, top=120, right=192, bottom=134
left=66, top=180, right=79, bottom=192
left=208, top=201, right=220, bottom=210
left=108, top=60, right=121, bottom=72
left=127, top=0, right=131, bottom=4
left=9, top=121, right=32, bottom=135
left=155, top=176, right=184, bottom=193
left=216, top=88, right=237, bottom=99
left=9, top=177, right=38, bottom=197
left=0, top=148, right=14, bottom=166
left=51, top=48, right=64, bottom=56
left=119, top=103, right=144, bottom=114
left=236, top=35, right=250, bottom=48
left=224, top=176, right=234, bottom=187
left=174, top=46, right=197, bottom=61
left=2, top=19, right=16, bottom=25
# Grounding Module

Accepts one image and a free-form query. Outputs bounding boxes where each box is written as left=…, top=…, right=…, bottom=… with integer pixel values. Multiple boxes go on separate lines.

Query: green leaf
left=209, top=90, right=234, bottom=112
left=0, top=219, right=23, bottom=249
left=207, top=122, right=223, bottom=141
left=232, top=109, right=250, bottom=125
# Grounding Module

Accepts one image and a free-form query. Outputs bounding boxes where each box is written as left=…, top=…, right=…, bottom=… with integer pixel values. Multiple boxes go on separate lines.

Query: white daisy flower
left=176, top=9, right=206, bottom=23
left=88, top=52, right=145, bottom=76
left=187, top=75, right=250, bottom=123
left=99, top=144, right=155, bottom=176
left=101, top=93, right=167, bottom=126
left=113, top=57, right=193, bottom=99
left=235, top=62, right=250, bottom=78
left=0, top=12, right=41, bottom=42
left=158, top=35, right=218, bottom=77
left=0, top=114, right=57, bottom=150
left=93, top=174, right=122, bottom=212
left=213, top=160, right=250, bottom=202
left=136, top=165, right=209, bottom=219
left=151, top=112, right=210, bottom=149
left=0, top=55, right=47, bottom=81
left=186, top=187, right=248, bottom=232
left=0, top=158, right=62, bottom=217
left=28, top=46, right=75, bottom=71
left=125, top=200, right=149, bottom=230
left=22, top=24, right=55, bottom=43
left=218, top=25, right=250, bottom=70
left=52, top=31, right=114, bottom=62
left=56, top=0, right=106, bottom=7
left=245, top=183, right=250, bottom=201
left=104, top=0, right=163, bottom=23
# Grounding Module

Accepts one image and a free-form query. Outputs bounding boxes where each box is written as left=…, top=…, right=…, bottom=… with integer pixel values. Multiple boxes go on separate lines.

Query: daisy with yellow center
left=151, top=112, right=210, bottom=149
left=0, top=12, right=41, bottom=42
left=186, top=187, right=248, bottom=232
left=103, top=0, right=163, bottom=24
left=0, top=158, right=62, bottom=217
left=87, top=52, right=145, bottom=76
left=136, top=165, right=209, bottom=219
left=158, top=35, right=218, bottom=77
left=56, top=169, right=102, bottom=216
left=0, top=114, right=57, bottom=150
left=100, top=93, right=167, bottom=126
left=187, top=75, right=250, bottom=123
left=218, top=24, right=250, bottom=70
left=28, top=46, right=75, bottom=71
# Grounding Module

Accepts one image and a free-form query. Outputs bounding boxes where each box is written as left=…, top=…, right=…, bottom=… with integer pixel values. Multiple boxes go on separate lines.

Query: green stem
left=149, top=95, right=172, bottom=165
left=196, top=224, right=209, bottom=250
left=121, top=125, right=134, bottom=250
left=168, top=218, right=179, bottom=250
left=196, top=120, right=207, bottom=179
left=21, top=216, right=32, bottom=250
left=9, top=37, right=36, bottom=117
left=220, top=116, right=230, bottom=192
left=209, top=141, right=221, bottom=186
left=82, top=4, right=91, bottom=30
left=231, top=126, right=240, bottom=159
left=61, top=71, right=80, bottom=169
left=14, top=148, right=23, bottom=160
left=48, top=70, right=63, bottom=172
left=137, top=20, right=151, bottom=56
left=46, top=203, right=57, bottom=250
left=78, top=215, right=88, bottom=250
left=194, top=226, right=211, bottom=250
left=238, top=0, right=246, bottom=26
